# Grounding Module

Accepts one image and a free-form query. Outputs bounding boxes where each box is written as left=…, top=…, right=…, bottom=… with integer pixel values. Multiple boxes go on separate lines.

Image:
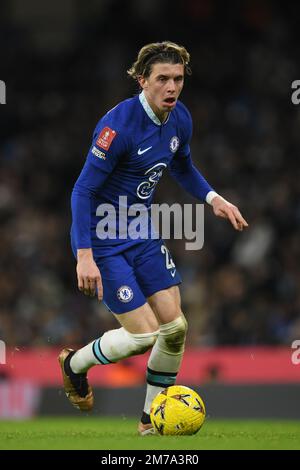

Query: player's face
left=139, top=63, right=184, bottom=121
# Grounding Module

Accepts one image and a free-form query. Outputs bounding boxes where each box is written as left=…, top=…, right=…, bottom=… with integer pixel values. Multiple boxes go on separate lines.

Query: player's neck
left=152, top=107, right=169, bottom=124
left=143, top=92, right=169, bottom=124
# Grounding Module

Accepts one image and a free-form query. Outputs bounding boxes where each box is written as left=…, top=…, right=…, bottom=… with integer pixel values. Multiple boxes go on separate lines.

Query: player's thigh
left=134, top=239, right=182, bottom=314
left=147, top=285, right=183, bottom=325
left=95, top=253, right=144, bottom=313
left=113, top=302, right=159, bottom=334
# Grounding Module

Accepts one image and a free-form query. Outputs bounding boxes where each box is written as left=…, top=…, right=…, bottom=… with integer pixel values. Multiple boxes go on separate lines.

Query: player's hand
left=76, top=249, right=103, bottom=301
left=211, top=195, right=249, bottom=231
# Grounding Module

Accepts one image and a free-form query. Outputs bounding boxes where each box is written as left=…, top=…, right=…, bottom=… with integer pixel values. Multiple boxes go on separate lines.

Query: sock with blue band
left=142, top=316, right=187, bottom=415
left=70, top=327, right=158, bottom=373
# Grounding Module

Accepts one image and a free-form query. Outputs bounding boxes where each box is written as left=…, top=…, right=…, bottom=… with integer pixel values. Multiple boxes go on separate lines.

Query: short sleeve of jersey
left=86, top=122, right=130, bottom=177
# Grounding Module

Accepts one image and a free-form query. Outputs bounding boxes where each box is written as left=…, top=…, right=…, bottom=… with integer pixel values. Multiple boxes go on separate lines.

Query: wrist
left=77, top=248, right=94, bottom=260
left=206, top=191, right=219, bottom=205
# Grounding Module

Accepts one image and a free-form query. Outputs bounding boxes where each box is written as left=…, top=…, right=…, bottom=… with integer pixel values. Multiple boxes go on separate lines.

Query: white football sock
left=143, top=315, right=187, bottom=415
left=70, top=342, right=99, bottom=373
left=70, top=327, right=159, bottom=374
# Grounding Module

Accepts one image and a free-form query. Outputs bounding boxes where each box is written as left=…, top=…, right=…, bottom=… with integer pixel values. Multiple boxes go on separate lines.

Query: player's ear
left=138, top=75, right=147, bottom=89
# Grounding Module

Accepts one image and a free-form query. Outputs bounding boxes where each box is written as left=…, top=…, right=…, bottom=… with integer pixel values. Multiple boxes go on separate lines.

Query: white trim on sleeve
left=206, top=191, right=219, bottom=205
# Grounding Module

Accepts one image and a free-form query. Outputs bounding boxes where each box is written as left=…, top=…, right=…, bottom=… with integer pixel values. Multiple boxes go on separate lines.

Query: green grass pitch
left=0, top=417, right=299, bottom=450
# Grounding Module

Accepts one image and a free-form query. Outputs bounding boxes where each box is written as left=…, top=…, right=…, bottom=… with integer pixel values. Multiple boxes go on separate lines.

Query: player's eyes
left=158, top=77, right=183, bottom=83
left=156, top=77, right=183, bottom=84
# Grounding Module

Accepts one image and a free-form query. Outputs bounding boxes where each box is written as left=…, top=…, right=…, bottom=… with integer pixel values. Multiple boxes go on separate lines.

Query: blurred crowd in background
left=1, top=0, right=300, bottom=348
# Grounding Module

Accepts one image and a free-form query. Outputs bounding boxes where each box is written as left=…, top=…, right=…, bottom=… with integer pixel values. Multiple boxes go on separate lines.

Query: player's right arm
left=71, top=124, right=128, bottom=300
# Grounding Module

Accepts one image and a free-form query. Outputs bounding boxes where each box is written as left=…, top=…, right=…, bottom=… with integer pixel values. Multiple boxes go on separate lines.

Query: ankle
left=64, top=351, right=77, bottom=375
left=141, top=411, right=151, bottom=425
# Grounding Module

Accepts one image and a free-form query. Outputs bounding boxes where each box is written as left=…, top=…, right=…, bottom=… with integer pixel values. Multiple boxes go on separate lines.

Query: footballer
left=58, top=41, right=248, bottom=434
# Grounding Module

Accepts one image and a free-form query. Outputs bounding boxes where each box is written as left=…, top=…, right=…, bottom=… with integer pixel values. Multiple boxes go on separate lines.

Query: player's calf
left=141, top=315, right=188, bottom=421
left=99, top=327, right=159, bottom=360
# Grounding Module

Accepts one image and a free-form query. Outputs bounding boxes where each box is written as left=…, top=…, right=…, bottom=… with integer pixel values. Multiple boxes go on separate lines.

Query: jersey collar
left=139, top=91, right=170, bottom=126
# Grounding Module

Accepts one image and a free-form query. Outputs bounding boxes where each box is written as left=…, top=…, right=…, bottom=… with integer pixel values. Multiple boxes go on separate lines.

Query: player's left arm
left=170, top=153, right=248, bottom=231
left=170, top=104, right=248, bottom=232
left=170, top=152, right=248, bottom=231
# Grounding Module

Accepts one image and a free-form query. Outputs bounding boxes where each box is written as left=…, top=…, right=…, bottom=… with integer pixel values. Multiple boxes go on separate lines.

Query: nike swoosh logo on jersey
left=138, top=146, right=152, bottom=155
left=170, top=270, right=176, bottom=278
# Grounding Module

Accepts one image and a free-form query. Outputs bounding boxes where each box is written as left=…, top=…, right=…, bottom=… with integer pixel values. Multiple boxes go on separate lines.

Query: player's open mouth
left=163, top=97, right=176, bottom=106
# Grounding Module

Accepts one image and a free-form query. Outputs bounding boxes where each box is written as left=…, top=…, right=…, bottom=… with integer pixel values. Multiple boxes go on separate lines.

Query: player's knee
left=127, top=329, right=159, bottom=355
left=160, top=315, right=188, bottom=354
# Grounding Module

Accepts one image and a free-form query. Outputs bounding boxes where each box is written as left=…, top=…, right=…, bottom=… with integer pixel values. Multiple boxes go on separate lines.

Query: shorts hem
left=105, top=299, right=147, bottom=315
left=144, top=280, right=182, bottom=299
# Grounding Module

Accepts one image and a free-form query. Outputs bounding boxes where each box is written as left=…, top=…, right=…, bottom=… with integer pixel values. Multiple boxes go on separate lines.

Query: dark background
left=1, top=0, right=300, bottom=349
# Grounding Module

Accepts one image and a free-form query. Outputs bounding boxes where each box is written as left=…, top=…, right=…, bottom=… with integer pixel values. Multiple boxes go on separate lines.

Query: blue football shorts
left=92, top=238, right=182, bottom=314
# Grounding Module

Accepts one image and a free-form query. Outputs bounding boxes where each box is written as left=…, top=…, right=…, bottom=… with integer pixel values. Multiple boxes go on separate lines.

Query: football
left=150, top=385, right=206, bottom=436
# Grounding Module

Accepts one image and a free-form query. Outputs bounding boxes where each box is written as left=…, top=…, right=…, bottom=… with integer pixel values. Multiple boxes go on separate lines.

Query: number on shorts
left=161, top=245, right=175, bottom=270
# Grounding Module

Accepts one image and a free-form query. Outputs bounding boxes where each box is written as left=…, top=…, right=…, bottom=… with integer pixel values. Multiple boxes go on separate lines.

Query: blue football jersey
left=71, top=91, right=213, bottom=255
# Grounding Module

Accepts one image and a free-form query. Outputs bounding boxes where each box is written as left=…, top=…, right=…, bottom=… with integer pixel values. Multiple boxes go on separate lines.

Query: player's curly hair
left=127, top=41, right=191, bottom=80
